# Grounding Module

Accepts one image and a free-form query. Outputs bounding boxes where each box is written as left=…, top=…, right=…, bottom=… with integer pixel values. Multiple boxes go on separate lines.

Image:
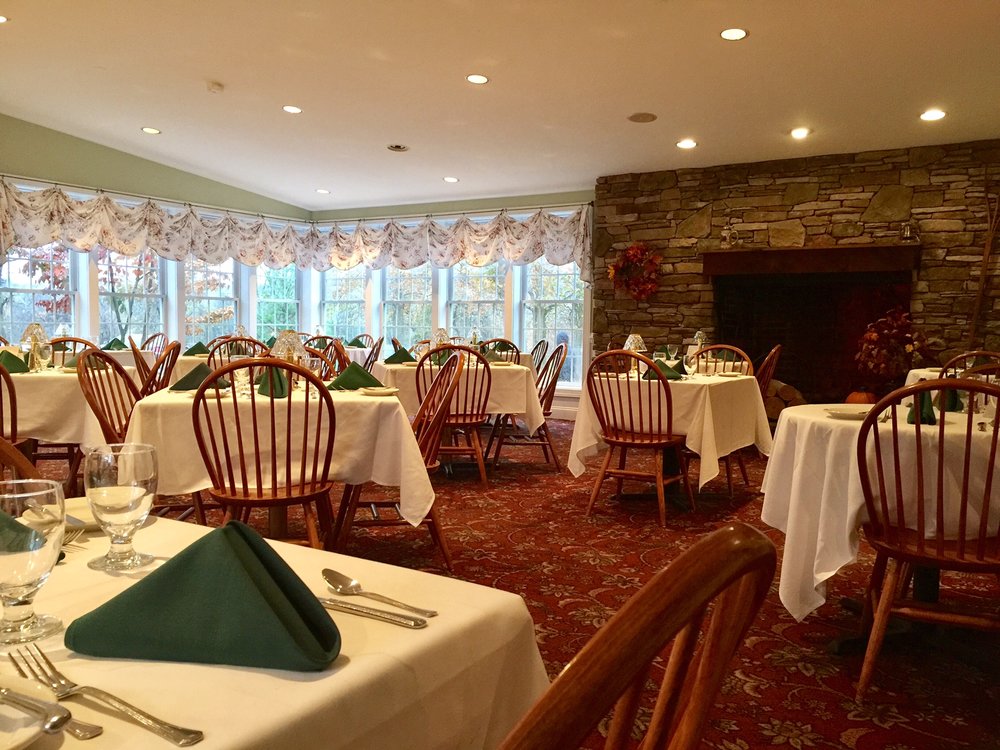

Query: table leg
left=268, top=507, right=288, bottom=538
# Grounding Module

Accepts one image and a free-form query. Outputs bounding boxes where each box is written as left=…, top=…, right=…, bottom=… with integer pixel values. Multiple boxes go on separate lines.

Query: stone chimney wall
left=593, top=139, right=1000, bottom=359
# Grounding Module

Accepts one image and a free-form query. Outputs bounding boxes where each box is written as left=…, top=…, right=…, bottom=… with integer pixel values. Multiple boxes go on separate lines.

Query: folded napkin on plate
left=311, top=337, right=329, bottom=350
left=258, top=368, right=289, bottom=397
left=52, top=340, right=69, bottom=352
left=329, top=362, right=382, bottom=391
left=169, top=363, right=229, bottom=391
left=265, top=336, right=277, bottom=348
left=642, top=359, right=682, bottom=381
left=346, top=336, right=365, bottom=348
left=65, top=521, right=341, bottom=671
left=384, top=348, right=415, bottom=364
left=0, top=350, right=29, bottom=374
left=183, top=342, right=209, bottom=356
left=0, top=509, right=44, bottom=551
left=482, top=350, right=501, bottom=363
left=102, top=338, right=127, bottom=351
left=907, top=390, right=937, bottom=425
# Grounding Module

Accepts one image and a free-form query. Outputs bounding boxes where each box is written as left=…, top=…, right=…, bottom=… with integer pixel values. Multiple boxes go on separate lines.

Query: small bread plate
left=359, top=386, right=399, bottom=397
left=65, top=496, right=100, bottom=531
left=0, top=675, right=53, bottom=750
left=187, top=388, right=231, bottom=399
left=824, top=405, right=871, bottom=421
left=490, top=361, right=513, bottom=367
left=716, top=371, right=742, bottom=377
left=61, top=367, right=77, bottom=373
left=192, top=353, right=210, bottom=359
left=400, top=361, right=420, bottom=367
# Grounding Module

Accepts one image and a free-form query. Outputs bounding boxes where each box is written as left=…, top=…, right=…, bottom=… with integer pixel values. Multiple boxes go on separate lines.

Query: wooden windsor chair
left=941, top=349, right=1000, bottom=378
left=416, top=344, right=493, bottom=486
left=351, top=333, right=375, bottom=348
left=138, top=341, right=181, bottom=398
left=128, top=336, right=152, bottom=384
left=303, top=334, right=332, bottom=350
left=498, top=523, right=776, bottom=750
left=362, top=337, right=384, bottom=373
left=390, top=337, right=405, bottom=353
left=528, top=339, right=548, bottom=373
left=76, top=350, right=140, bottom=443
left=585, top=350, right=694, bottom=525
left=854, top=378, right=1000, bottom=700
left=479, top=337, right=521, bottom=363
left=141, top=332, right=168, bottom=359
left=409, top=339, right=431, bottom=355
left=191, top=359, right=337, bottom=549
left=327, top=340, right=352, bottom=375
left=304, top=346, right=338, bottom=380
left=207, top=336, right=269, bottom=371
left=0, top=435, right=40, bottom=479
left=332, top=353, right=463, bottom=569
left=755, top=344, right=782, bottom=400
left=0, top=365, right=35, bottom=470
left=49, top=336, right=95, bottom=367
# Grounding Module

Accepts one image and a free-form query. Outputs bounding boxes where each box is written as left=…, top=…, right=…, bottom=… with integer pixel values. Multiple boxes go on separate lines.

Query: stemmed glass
left=84, top=443, right=158, bottom=572
left=0, top=479, right=65, bottom=643
left=666, top=343, right=680, bottom=361
left=35, top=343, right=53, bottom=371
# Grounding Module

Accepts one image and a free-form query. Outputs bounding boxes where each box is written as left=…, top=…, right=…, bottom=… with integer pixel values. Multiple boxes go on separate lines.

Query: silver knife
left=0, top=686, right=71, bottom=734
left=318, top=597, right=428, bottom=629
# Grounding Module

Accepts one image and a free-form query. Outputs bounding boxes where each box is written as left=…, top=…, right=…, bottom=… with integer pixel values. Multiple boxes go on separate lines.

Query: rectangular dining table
left=568, top=373, right=773, bottom=490
left=20, top=518, right=550, bottom=749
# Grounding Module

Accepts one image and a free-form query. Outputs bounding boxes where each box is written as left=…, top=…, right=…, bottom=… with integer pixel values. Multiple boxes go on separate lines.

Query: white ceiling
left=2, top=0, right=999, bottom=212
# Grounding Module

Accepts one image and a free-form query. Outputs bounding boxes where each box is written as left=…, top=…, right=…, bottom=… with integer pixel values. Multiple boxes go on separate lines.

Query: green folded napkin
left=429, top=349, right=452, bottom=366
left=384, top=348, right=415, bottom=364
left=183, top=342, right=209, bottom=356
left=311, top=337, right=329, bottom=350
left=258, top=368, right=289, bottom=397
left=328, top=362, right=382, bottom=391
left=482, top=350, right=502, bottom=363
left=934, top=376, right=964, bottom=412
left=907, top=390, right=937, bottom=425
left=0, top=509, right=44, bottom=552
left=102, top=338, right=127, bottom=350
left=52, top=341, right=69, bottom=352
left=642, top=359, right=682, bottom=381
left=674, top=356, right=687, bottom=375
left=265, top=336, right=277, bottom=348
left=0, top=350, right=29, bottom=374
left=65, top=521, right=341, bottom=671
left=346, top=337, right=365, bottom=348
left=169, top=363, right=229, bottom=391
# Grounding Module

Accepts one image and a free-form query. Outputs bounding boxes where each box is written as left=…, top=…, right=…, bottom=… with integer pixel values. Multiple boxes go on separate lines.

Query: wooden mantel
left=701, top=244, right=921, bottom=277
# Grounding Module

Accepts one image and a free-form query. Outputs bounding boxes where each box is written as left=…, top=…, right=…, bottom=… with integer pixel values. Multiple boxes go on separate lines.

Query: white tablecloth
left=568, top=373, right=772, bottom=489
left=25, top=519, right=549, bottom=750
left=905, top=367, right=943, bottom=385
left=101, top=349, right=155, bottom=370
left=344, top=346, right=370, bottom=365
left=371, top=363, right=546, bottom=434
left=125, top=389, right=434, bottom=525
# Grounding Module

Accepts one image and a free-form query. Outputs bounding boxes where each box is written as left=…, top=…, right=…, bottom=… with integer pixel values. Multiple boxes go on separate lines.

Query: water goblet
left=0, top=479, right=65, bottom=643
left=84, top=443, right=157, bottom=572
left=35, top=343, right=53, bottom=371
left=666, top=343, right=680, bottom=360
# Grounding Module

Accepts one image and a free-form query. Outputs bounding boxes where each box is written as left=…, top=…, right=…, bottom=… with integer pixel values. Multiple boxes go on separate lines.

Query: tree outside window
left=0, top=244, right=75, bottom=341
left=321, top=265, right=367, bottom=340
left=383, top=265, right=432, bottom=346
left=256, top=265, right=299, bottom=340
left=448, top=262, right=505, bottom=340
left=96, top=248, right=164, bottom=344
left=522, top=259, right=585, bottom=385
left=185, top=258, right=237, bottom=344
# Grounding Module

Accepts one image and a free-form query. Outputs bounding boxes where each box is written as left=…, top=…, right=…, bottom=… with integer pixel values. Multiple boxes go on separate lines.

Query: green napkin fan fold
left=0, top=350, right=29, bottom=374
left=642, top=359, right=682, bottom=381
left=907, top=390, right=937, bottom=425
left=265, top=336, right=277, bottom=348
left=0, top=509, right=44, bottom=551
left=169, top=363, right=229, bottom=391
left=65, top=521, right=340, bottom=671
left=346, top=337, right=365, bottom=348
left=384, top=348, right=415, bottom=364
left=258, top=368, right=289, bottom=397
left=183, top=342, right=209, bottom=356
left=102, top=338, right=127, bottom=351
left=328, top=362, right=382, bottom=390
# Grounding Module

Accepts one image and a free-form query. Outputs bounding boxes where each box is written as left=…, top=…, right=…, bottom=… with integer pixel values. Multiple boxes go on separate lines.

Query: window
left=96, top=247, right=164, bottom=344
left=184, top=258, right=237, bottom=344
left=521, top=259, right=586, bottom=385
left=383, top=264, right=432, bottom=347
left=320, top=265, right=367, bottom=340
left=447, top=262, right=506, bottom=341
left=255, top=265, right=299, bottom=340
left=0, top=244, right=75, bottom=341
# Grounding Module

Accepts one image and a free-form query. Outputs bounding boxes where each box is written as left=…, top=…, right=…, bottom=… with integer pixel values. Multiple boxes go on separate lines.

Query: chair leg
left=653, top=449, right=667, bottom=527
left=860, top=551, right=888, bottom=637
left=65, top=447, right=82, bottom=497
left=723, top=455, right=734, bottom=498
left=469, top=429, right=489, bottom=487
left=736, top=449, right=750, bottom=485
left=856, top=559, right=903, bottom=701
left=331, top=484, right=361, bottom=552
left=425, top=506, right=453, bottom=572
left=677, top=447, right=696, bottom=512
left=485, top=414, right=504, bottom=461
left=586, top=448, right=616, bottom=517
left=541, top=423, right=561, bottom=472
left=193, top=490, right=208, bottom=525
left=615, top=447, right=628, bottom=498
left=302, top=502, right=321, bottom=549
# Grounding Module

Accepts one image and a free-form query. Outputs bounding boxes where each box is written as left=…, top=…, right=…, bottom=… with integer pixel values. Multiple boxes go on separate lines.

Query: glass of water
left=34, top=343, right=53, bottom=371
left=84, top=443, right=157, bottom=572
left=666, top=343, right=680, bottom=360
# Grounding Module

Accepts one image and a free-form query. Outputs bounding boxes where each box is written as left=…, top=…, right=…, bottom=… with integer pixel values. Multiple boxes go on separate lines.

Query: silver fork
left=11, top=646, right=203, bottom=746
left=62, top=526, right=87, bottom=551
left=1, top=664, right=102, bottom=740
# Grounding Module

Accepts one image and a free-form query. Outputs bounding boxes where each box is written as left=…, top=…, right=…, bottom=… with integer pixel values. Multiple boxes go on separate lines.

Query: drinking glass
left=0, top=479, right=65, bottom=643
left=35, top=343, right=52, bottom=371
left=84, top=443, right=157, bottom=572
left=666, top=344, right=680, bottom=360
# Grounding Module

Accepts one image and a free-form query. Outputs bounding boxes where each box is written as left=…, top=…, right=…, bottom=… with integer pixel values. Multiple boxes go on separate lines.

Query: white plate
left=359, top=386, right=399, bottom=397
left=400, top=361, right=419, bottom=367
left=191, top=353, right=210, bottom=359
left=716, top=371, right=742, bottom=377
left=185, top=388, right=230, bottom=399
left=0, top=674, right=52, bottom=750
left=824, top=406, right=871, bottom=421
left=65, top=496, right=100, bottom=531
left=489, top=361, right=513, bottom=367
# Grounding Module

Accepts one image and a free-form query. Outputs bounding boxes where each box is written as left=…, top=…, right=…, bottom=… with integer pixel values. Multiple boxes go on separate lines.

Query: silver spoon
left=322, top=569, right=438, bottom=617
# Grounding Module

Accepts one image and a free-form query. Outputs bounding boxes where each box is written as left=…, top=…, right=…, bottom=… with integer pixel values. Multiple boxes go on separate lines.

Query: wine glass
left=0, top=479, right=65, bottom=643
left=84, top=443, right=157, bottom=572
left=666, top=343, right=680, bottom=360
left=35, top=343, right=52, bottom=371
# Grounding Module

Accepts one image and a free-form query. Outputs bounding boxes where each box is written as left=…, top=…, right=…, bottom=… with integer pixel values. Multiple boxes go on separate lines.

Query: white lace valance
left=0, top=180, right=592, bottom=281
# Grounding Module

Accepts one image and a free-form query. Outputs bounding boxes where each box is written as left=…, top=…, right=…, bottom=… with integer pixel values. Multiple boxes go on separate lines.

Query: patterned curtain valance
left=0, top=180, right=593, bottom=281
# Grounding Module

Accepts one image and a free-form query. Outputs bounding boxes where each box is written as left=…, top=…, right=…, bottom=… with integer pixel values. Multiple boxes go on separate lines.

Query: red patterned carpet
left=49, top=421, right=1000, bottom=749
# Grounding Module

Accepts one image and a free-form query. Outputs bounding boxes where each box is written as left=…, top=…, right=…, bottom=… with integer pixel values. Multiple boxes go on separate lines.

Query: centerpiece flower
left=608, top=243, right=661, bottom=301
left=855, top=307, right=930, bottom=395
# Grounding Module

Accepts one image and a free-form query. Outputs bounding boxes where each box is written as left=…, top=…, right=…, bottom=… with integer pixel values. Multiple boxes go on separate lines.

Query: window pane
left=321, top=265, right=367, bottom=340
left=256, top=265, right=299, bottom=341
left=0, top=245, right=75, bottom=340
left=184, top=258, right=237, bottom=344
left=383, top=265, right=432, bottom=346
left=96, top=248, right=163, bottom=343
left=448, top=262, right=505, bottom=340
left=522, top=259, right=585, bottom=385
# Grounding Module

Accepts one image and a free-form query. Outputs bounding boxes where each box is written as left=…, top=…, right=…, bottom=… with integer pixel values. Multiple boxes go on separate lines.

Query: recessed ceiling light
left=282, top=105, right=302, bottom=114
left=386, top=144, right=410, bottom=152
left=720, top=28, right=748, bottom=41
left=466, top=74, right=489, bottom=85
left=676, top=138, right=697, bottom=149
left=0, top=16, right=9, bottom=23
left=315, top=189, right=330, bottom=194
left=627, top=112, right=658, bottom=123
left=443, top=176, right=460, bottom=183
left=790, top=127, right=811, bottom=140
left=141, top=127, right=161, bottom=135
left=920, top=108, right=946, bottom=121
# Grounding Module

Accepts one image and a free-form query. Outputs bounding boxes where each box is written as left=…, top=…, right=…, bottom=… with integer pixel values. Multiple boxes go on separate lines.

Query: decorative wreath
left=607, top=243, right=662, bottom=301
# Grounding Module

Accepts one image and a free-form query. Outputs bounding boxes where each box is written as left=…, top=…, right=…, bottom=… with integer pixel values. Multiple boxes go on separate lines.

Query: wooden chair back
left=536, top=343, right=567, bottom=416
left=529, top=339, right=548, bottom=373
left=76, top=349, right=140, bottom=443
left=692, top=344, right=754, bottom=375
left=498, top=523, right=776, bottom=750
left=303, top=334, right=331, bottom=349
left=352, top=333, right=375, bottom=348
left=0, top=335, right=7, bottom=346
left=412, top=354, right=463, bottom=470
left=0, top=435, right=39, bottom=479
left=207, top=336, right=269, bottom=370
left=479, top=337, right=521, bottom=363
left=328, top=340, right=352, bottom=374
left=362, top=337, right=384, bottom=372
left=138, top=341, right=181, bottom=398
left=416, top=345, right=492, bottom=426
left=0, top=365, right=17, bottom=441
left=141, top=333, right=168, bottom=359
left=587, top=350, right=674, bottom=445
left=941, top=349, right=1000, bottom=378
left=410, top=339, right=431, bottom=355
left=754, top=344, right=783, bottom=398
left=304, top=346, right=337, bottom=380
left=391, top=337, right=405, bottom=353
left=50, top=336, right=95, bottom=367
left=128, top=336, right=152, bottom=383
